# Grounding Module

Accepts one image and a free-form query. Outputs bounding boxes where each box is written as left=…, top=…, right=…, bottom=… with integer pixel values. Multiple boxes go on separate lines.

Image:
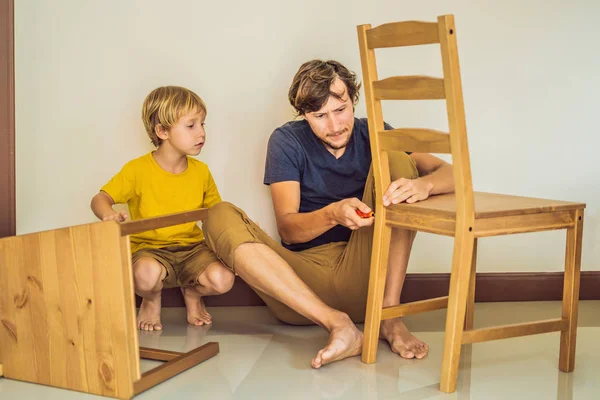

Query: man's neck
left=326, top=145, right=346, bottom=159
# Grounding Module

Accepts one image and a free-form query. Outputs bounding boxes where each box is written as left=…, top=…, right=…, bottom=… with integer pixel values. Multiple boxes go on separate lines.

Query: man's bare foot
left=137, top=296, right=162, bottom=331
left=312, top=314, right=363, bottom=369
left=182, top=287, right=212, bottom=326
left=380, top=318, right=428, bottom=359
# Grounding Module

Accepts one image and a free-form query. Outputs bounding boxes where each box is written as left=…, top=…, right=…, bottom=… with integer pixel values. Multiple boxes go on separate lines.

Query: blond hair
left=142, top=86, right=207, bottom=147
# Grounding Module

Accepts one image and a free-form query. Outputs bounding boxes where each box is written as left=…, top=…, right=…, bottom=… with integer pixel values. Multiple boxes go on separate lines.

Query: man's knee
left=203, top=201, right=240, bottom=237
left=133, top=258, right=165, bottom=292
left=389, top=151, right=419, bottom=181
left=199, top=262, right=235, bottom=294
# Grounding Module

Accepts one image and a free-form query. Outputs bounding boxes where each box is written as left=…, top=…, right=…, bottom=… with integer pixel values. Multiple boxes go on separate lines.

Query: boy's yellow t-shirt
left=101, top=153, right=221, bottom=253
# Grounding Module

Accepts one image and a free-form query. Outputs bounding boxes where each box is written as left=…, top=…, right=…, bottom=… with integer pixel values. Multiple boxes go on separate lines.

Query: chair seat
left=388, top=191, right=585, bottom=219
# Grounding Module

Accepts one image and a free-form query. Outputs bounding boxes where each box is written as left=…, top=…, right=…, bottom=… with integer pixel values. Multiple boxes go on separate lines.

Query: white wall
left=15, top=0, right=599, bottom=272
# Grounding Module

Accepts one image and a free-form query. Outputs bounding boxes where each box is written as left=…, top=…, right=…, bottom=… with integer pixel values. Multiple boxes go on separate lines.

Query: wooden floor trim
left=143, top=271, right=600, bottom=307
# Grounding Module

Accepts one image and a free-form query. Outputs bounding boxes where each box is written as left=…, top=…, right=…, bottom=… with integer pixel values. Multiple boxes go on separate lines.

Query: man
left=203, top=59, right=454, bottom=368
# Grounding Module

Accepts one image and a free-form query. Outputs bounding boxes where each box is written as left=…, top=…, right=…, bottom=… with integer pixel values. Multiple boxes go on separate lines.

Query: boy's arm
left=91, top=191, right=128, bottom=222
left=201, top=169, right=222, bottom=208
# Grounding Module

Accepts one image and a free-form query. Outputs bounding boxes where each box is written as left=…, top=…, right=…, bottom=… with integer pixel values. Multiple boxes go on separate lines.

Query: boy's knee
left=133, top=258, right=165, bottom=292
left=201, top=263, right=235, bottom=294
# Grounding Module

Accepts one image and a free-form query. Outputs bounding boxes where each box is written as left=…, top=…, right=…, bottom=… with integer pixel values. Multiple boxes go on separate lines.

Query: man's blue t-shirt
left=264, top=118, right=393, bottom=251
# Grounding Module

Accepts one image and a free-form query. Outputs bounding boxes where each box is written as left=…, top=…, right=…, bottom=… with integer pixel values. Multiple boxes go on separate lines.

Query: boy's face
left=163, top=110, right=206, bottom=156
left=304, top=78, right=355, bottom=156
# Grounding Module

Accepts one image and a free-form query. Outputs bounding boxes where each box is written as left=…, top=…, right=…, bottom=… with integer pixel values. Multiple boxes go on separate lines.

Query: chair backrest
left=357, top=15, right=474, bottom=222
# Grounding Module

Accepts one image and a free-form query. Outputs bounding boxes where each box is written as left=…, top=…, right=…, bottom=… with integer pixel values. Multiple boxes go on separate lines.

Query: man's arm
left=270, top=181, right=374, bottom=245
left=382, top=153, right=455, bottom=205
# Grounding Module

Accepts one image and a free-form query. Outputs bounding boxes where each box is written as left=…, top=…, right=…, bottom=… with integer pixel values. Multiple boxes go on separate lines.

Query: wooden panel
left=120, top=208, right=208, bottom=236
left=474, top=210, right=574, bottom=237
left=134, top=342, right=219, bottom=396
left=0, top=222, right=135, bottom=399
left=366, top=21, right=439, bottom=48
left=462, top=318, right=568, bottom=344
left=386, top=208, right=456, bottom=236
left=373, top=76, right=445, bottom=100
left=381, top=296, right=448, bottom=320
left=379, top=128, right=451, bottom=154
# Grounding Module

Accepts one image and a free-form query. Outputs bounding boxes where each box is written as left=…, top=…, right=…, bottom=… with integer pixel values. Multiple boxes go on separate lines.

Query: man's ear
left=155, top=124, right=168, bottom=140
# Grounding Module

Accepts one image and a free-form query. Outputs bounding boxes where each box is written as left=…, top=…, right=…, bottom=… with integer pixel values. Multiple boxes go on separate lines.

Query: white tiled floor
left=1, top=301, right=599, bottom=399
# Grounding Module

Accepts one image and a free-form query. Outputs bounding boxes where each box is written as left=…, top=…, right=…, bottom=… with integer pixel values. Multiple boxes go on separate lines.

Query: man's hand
left=331, top=198, right=374, bottom=230
left=102, top=210, right=128, bottom=222
left=383, top=177, right=433, bottom=206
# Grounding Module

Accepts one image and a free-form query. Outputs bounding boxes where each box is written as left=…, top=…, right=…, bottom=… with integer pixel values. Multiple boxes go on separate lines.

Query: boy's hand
left=102, top=210, right=128, bottom=222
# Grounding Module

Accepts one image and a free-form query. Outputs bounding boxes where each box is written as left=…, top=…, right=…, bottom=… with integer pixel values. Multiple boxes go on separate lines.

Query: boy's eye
left=187, top=124, right=194, bottom=128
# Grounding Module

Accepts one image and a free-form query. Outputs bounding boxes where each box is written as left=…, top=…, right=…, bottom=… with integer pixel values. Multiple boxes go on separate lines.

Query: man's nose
left=329, top=115, right=341, bottom=133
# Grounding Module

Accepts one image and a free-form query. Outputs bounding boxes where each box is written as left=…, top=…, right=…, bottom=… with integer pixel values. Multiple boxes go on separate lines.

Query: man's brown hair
left=288, top=60, right=361, bottom=116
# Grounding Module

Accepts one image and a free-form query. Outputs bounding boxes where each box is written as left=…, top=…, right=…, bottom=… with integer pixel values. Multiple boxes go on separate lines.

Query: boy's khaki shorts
left=131, top=241, right=220, bottom=289
left=202, top=152, right=418, bottom=325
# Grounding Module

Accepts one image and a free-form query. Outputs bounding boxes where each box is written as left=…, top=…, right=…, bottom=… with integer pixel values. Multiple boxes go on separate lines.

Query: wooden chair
left=357, top=15, right=585, bottom=393
left=0, top=209, right=218, bottom=399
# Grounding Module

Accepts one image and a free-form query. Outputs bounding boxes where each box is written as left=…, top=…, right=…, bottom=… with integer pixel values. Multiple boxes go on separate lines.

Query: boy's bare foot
left=311, top=314, right=363, bottom=369
left=380, top=318, right=428, bottom=359
left=182, top=287, right=212, bottom=326
left=137, top=295, right=162, bottom=331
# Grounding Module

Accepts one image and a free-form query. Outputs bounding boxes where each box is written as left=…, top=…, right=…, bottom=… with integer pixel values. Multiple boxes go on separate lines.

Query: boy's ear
left=155, top=124, right=168, bottom=140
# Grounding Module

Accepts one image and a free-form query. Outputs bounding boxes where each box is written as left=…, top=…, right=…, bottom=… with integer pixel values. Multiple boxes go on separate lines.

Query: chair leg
left=464, top=238, right=478, bottom=331
left=559, top=209, right=583, bottom=372
left=440, top=228, right=476, bottom=393
left=361, top=221, right=393, bottom=364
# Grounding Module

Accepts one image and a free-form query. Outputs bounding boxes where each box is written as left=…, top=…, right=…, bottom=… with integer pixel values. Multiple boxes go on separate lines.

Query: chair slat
left=373, top=76, right=445, bottom=100
left=462, top=318, right=568, bottom=344
left=120, top=208, right=208, bottom=236
left=379, top=128, right=451, bottom=153
left=367, top=21, right=439, bottom=48
left=381, top=296, right=448, bottom=320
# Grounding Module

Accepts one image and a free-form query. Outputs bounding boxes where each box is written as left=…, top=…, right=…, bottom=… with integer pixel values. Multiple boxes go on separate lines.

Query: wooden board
left=0, top=221, right=136, bottom=399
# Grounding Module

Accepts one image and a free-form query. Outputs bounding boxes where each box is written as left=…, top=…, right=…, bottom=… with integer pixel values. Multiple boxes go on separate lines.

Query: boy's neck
left=152, top=146, right=188, bottom=174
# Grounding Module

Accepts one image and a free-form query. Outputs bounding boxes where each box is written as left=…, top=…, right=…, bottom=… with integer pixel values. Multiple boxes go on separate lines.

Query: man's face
left=304, top=78, right=355, bottom=156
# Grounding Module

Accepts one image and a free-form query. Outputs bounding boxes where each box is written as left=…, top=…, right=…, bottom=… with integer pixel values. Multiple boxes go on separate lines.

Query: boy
left=91, top=86, right=234, bottom=331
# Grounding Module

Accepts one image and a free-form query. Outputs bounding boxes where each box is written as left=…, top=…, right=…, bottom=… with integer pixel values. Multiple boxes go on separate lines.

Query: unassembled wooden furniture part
left=0, top=208, right=218, bottom=399
left=357, top=14, right=585, bottom=393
